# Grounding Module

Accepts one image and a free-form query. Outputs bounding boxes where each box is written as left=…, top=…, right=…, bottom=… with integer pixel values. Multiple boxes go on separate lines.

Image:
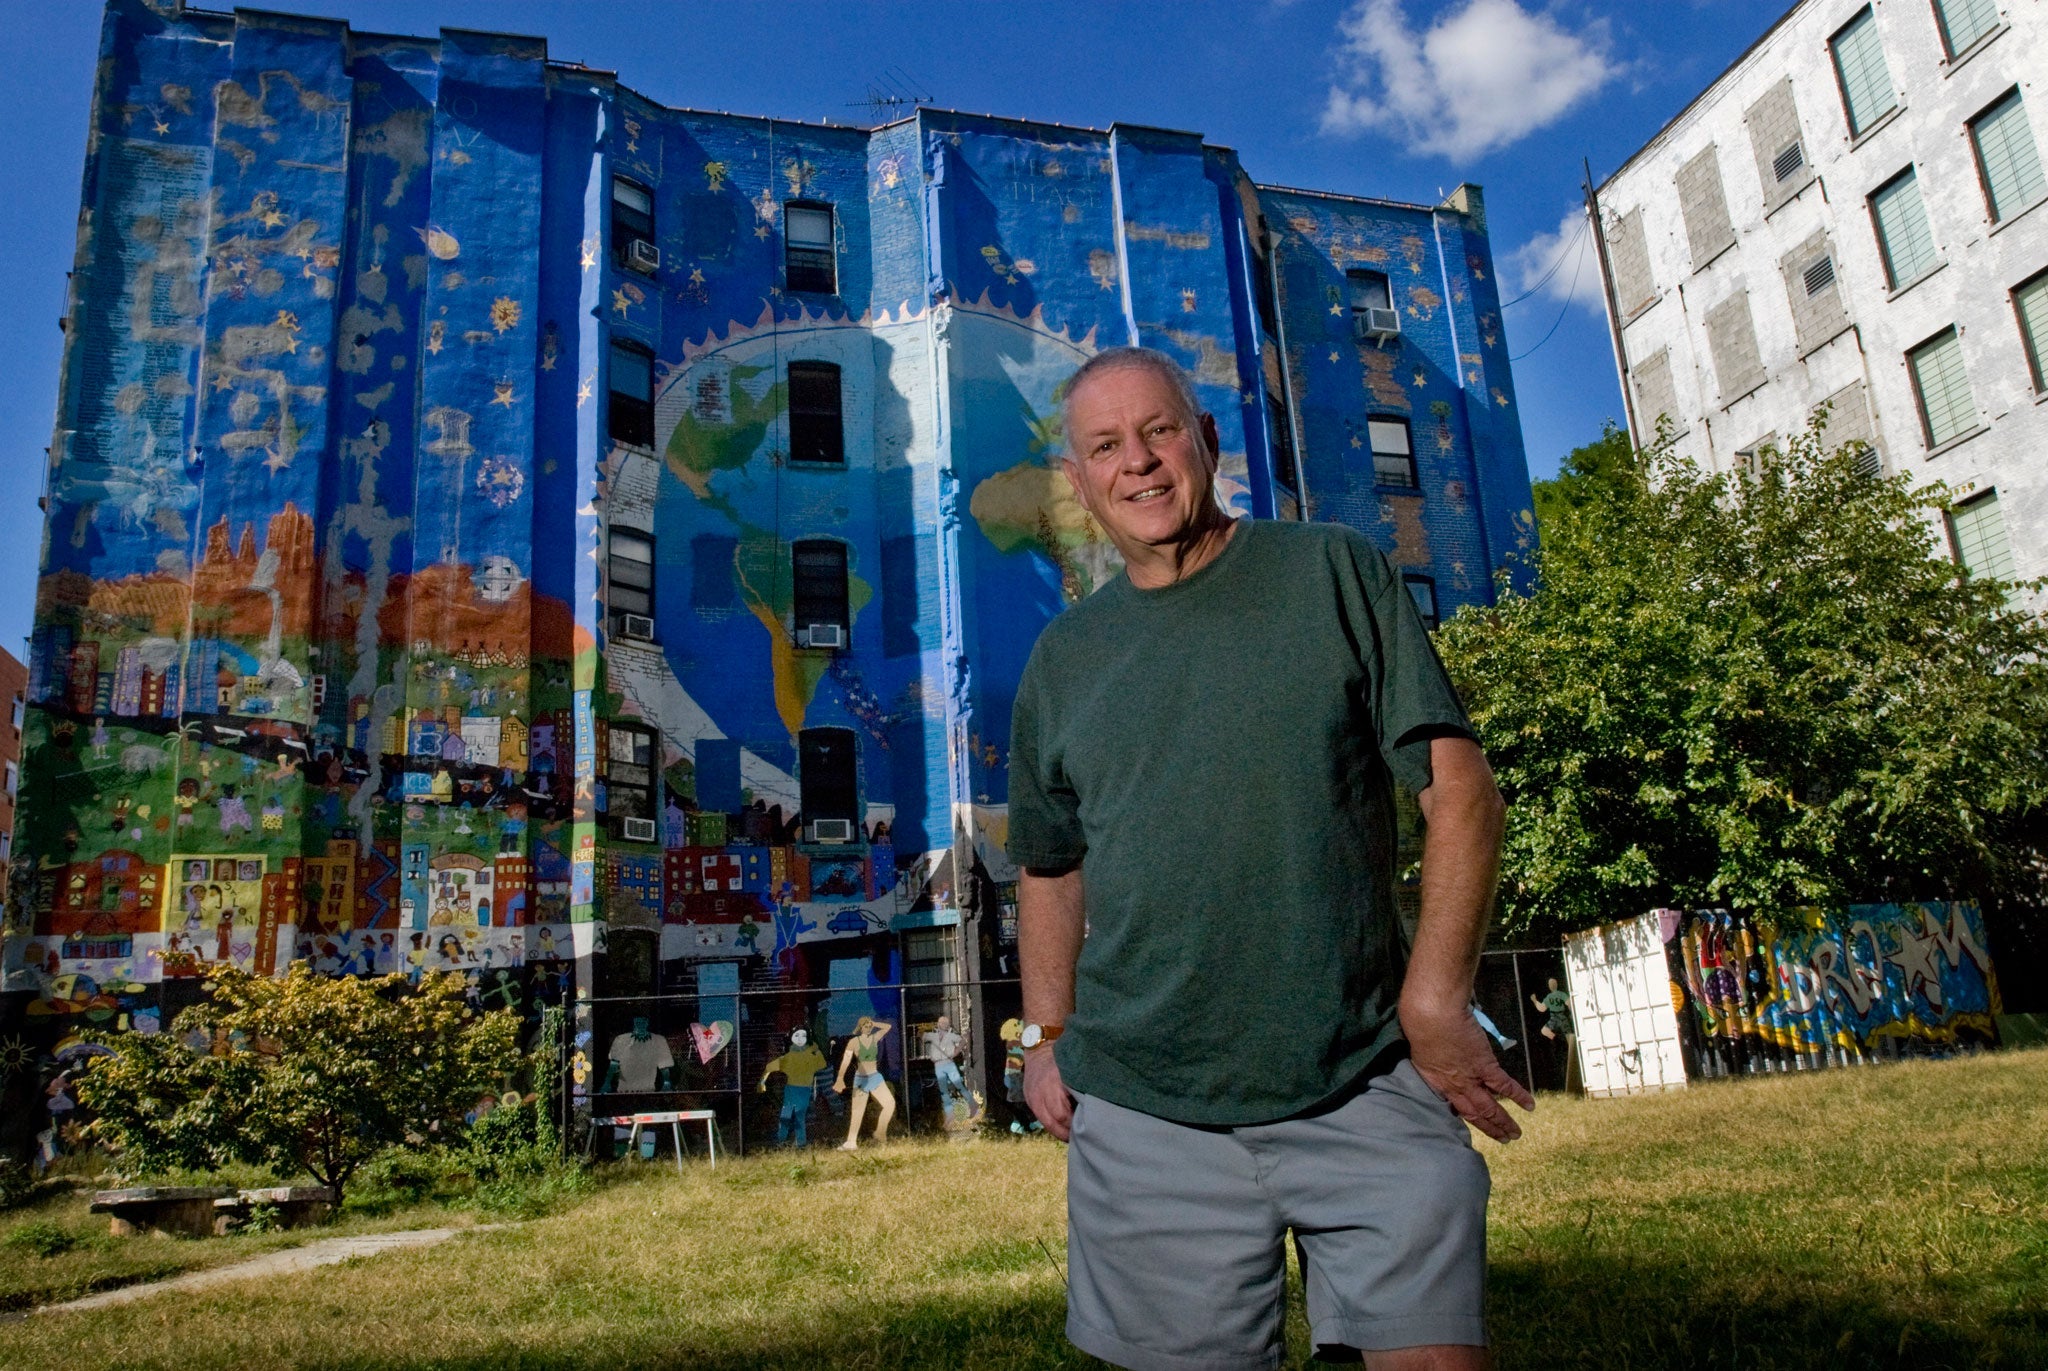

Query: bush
left=4, top=1221, right=78, bottom=1259
left=347, top=1148, right=451, bottom=1211
left=0, top=1159, right=38, bottom=1212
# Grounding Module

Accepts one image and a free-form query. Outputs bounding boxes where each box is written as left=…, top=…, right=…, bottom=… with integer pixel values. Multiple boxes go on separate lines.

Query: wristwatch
left=1019, top=1021, right=1064, bottom=1050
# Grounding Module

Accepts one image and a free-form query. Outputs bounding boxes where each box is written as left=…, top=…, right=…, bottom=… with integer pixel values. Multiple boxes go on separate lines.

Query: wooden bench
left=90, top=1187, right=236, bottom=1238
left=584, top=1109, right=719, bottom=1171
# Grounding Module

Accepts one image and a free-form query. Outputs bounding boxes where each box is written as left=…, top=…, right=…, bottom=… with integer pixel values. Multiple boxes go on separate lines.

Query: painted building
left=1592, top=0, right=2048, bottom=591
left=0, top=646, right=24, bottom=909
left=3, top=0, right=1533, bottom=1116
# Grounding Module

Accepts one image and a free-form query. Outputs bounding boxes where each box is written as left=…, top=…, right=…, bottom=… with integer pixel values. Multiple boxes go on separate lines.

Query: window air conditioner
left=808, top=818, right=856, bottom=844
left=799, top=623, right=846, bottom=649
left=619, top=613, right=655, bottom=641
left=620, top=817, right=658, bottom=844
left=1361, top=307, right=1402, bottom=343
left=626, top=238, right=661, bottom=275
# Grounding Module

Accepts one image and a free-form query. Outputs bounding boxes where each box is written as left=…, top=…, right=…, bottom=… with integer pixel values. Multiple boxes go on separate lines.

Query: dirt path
left=36, top=1225, right=505, bottom=1315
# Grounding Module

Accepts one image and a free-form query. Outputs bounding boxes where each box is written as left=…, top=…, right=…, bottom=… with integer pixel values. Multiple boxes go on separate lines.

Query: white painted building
left=1592, top=0, right=2048, bottom=587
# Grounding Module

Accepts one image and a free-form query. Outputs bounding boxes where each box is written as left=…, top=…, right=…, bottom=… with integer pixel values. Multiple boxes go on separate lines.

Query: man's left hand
left=1401, top=1003, right=1535, bottom=1143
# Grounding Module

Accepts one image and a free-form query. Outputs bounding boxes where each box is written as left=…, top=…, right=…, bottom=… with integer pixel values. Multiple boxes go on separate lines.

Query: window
left=1369, top=417, right=1417, bottom=489
left=2015, top=270, right=2048, bottom=392
left=1745, top=79, right=1810, bottom=213
left=1782, top=232, right=1850, bottom=358
left=784, top=202, right=836, bottom=293
left=1947, top=491, right=2016, bottom=582
left=10, top=695, right=20, bottom=730
left=1676, top=146, right=1736, bottom=266
left=1907, top=329, right=1976, bottom=448
left=1630, top=348, right=1684, bottom=440
left=0, top=833, right=10, bottom=862
left=1968, top=90, right=2045, bottom=223
left=1933, top=0, right=2000, bottom=58
left=605, top=722, right=657, bottom=823
left=1870, top=169, right=1939, bottom=288
left=1831, top=10, right=1896, bottom=137
left=791, top=540, right=850, bottom=645
left=798, top=727, right=859, bottom=826
left=612, top=176, right=654, bottom=263
left=1705, top=293, right=1765, bottom=402
left=1347, top=269, right=1392, bottom=318
left=608, top=340, right=655, bottom=447
left=787, top=361, right=845, bottom=464
left=1605, top=208, right=1657, bottom=319
left=3, top=761, right=14, bottom=799
left=608, top=529, right=654, bottom=620
left=1267, top=390, right=1298, bottom=492
left=1403, top=575, right=1439, bottom=630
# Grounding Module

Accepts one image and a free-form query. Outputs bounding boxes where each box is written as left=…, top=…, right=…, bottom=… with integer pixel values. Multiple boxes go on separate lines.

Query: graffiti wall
left=1659, top=904, right=2003, bottom=1075
left=4, top=0, right=1536, bottom=1142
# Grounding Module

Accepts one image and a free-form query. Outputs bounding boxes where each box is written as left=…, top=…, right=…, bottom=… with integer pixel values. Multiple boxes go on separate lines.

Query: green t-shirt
left=1006, top=518, right=1476, bottom=1125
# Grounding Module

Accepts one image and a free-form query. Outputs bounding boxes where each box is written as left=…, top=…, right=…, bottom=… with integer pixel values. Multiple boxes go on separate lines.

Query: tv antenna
left=848, top=67, right=934, bottom=118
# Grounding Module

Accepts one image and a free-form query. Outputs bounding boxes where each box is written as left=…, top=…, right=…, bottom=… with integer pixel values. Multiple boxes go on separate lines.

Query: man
left=1009, top=347, right=1533, bottom=1370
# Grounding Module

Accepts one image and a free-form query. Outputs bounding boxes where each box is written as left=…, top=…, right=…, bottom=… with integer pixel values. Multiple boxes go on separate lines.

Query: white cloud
left=1504, top=206, right=1603, bottom=314
left=1321, top=0, right=1617, bottom=161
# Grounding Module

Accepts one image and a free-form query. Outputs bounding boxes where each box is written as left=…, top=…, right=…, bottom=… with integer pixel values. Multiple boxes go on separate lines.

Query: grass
left=3, top=1051, right=2043, bottom=1368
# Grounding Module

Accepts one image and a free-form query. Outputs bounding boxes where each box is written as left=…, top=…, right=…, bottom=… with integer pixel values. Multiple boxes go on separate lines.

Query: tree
left=76, top=967, right=519, bottom=1203
left=1437, top=415, right=2048, bottom=943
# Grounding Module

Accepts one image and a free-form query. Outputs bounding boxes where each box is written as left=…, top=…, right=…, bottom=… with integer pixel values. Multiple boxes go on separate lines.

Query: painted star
left=690, top=267, right=705, bottom=285
left=1329, top=350, right=1341, bottom=363
left=611, top=288, right=632, bottom=317
left=210, top=370, right=235, bottom=392
left=581, top=237, right=598, bottom=270
left=1350, top=435, right=1362, bottom=448
left=152, top=118, right=170, bottom=136
left=492, top=381, right=517, bottom=407
left=263, top=447, right=290, bottom=474
left=755, top=225, right=771, bottom=240
left=577, top=375, right=594, bottom=407
left=1330, top=303, right=1343, bottom=315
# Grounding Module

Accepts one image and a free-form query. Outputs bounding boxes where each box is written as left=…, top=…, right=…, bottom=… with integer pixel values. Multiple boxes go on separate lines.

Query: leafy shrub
left=0, top=1158, right=38, bottom=1211
left=347, top=1148, right=451, bottom=1210
left=4, top=1221, right=78, bottom=1258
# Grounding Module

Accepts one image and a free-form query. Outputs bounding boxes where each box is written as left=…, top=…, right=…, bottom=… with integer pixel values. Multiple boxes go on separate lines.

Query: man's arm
left=1402, top=735, right=1535, bottom=1142
left=1018, top=863, right=1085, bottom=1141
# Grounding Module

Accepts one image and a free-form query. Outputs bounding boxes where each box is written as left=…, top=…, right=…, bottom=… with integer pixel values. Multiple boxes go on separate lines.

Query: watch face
left=1020, top=1024, right=1042, bottom=1049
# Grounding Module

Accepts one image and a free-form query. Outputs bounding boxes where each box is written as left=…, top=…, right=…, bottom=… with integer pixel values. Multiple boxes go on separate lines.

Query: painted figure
left=1000, top=1017, right=1041, bottom=1135
left=832, top=1015, right=895, bottom=1150
left=217, top=785, right=253, bottom=834
left=1531, top=978, right=1573, bottom=1041
left=1009, top=349, right=1524, bottom=1369
left=922, top=1013, right=974, bottom=1120
left=1471, top=1002, right=1516, bottom=1052
left=602, top=1016, right=675, bottom=1093
left=758, top=1026, right=828, bottom=1147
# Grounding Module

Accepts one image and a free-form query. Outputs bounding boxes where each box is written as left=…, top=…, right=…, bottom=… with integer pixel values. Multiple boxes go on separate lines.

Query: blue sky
left=0, top=0, right=1791, bottom=651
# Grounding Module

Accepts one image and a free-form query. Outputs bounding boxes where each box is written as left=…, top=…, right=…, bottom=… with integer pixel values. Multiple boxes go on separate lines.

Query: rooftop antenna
left=848, top=66, right=934, bottom=118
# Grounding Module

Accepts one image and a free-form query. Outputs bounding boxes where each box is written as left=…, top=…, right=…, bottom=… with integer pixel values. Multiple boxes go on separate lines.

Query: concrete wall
left=1596, top=0, right=2048, bottom=585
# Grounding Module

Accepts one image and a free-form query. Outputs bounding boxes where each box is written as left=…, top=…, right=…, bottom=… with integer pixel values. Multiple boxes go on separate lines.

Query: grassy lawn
left=4, top=1050, right=2043, bottom=1368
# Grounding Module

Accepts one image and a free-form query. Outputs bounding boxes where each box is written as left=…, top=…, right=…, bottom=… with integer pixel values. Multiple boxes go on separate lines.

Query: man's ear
left=1059, top=456, right=1086, bottom=501
left=1199, top=411, right=1221, bottom=469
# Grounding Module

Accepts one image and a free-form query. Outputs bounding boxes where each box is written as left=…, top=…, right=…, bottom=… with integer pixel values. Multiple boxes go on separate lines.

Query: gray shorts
left=1065, top=1059, right=1489, bottom=1370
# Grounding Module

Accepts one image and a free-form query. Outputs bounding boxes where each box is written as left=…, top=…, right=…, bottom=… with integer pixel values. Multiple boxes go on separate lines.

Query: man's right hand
left=1022, top=1047, right=1074, bottom=1140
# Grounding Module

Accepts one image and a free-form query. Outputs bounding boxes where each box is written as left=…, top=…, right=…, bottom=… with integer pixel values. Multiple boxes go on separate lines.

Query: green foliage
left=74, top=966, right=520, bottom=1205
left=1530, top=419, right=1638, bottom=533
left=1440, top=415, right=2048, bottom=940
left=3, top=1221, right=77, bottom=1259
left=0, top=1159, right=41, bottom=1212
left=347, top=1148, right=447, bottom=1210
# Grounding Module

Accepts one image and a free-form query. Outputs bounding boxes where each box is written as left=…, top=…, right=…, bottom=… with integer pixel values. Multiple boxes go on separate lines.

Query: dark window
left=788, top=361, right=845, bottom=464
left=1370, top=417, right=1417, bottom=489
left=609, top=340, right=654, bottom=447
left=1266, top=389, right=1298, bottom=493
left=606, top=722, right=657, bottom=821
left=799, top=727, right=859, bottom=825
left=785, top=202, right=837, bottom=293
left=1347, top=269, right=1392, bottom=316
left=1403, top=574, right=1439, bottom=630
left=609, top=530, right=654, bottom=619
left=612, top=176, right=654, bottom=263
left=792, top=540, right=850, bottom=643
left=682, top=193, right=736, bottom=261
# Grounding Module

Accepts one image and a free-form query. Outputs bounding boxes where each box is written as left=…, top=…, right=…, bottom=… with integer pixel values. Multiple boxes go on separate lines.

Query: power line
left=1500, top=213, right=1587, bottom=310
left=1509, top=223, right=1590, bottom=363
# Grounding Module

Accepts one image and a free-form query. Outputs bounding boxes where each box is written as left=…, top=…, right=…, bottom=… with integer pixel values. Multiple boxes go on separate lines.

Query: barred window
left=1907, top=329, right=1976, bottom=448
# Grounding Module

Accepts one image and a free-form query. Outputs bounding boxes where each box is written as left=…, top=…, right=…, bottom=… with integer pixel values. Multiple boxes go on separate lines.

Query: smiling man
left=1007, top=347, right=1531, bottom=1371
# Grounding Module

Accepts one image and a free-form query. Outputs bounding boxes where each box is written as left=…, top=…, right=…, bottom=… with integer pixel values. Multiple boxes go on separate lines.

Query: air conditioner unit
left=619, top=817, right=658, bottom=844
left=808, top=818, right=856, bottom=844
left=625, top=238, right=660, bottom=275
left=799, top=623, right=846, bottom=650
left=1360, top=307, right=1402, bottom=343
left=619, top=613, right=655, bottom=641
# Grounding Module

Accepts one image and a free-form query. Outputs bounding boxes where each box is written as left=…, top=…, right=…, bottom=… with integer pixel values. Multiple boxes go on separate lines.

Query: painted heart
left=690, top=1020, right=734, bottom=1063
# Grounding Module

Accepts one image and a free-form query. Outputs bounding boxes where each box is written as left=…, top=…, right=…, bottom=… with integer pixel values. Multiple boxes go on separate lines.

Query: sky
left=0, top=0, right=1795, bottom=652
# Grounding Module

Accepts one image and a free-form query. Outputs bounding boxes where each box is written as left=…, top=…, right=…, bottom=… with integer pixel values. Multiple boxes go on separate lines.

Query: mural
left=1658, top=904, right=2003, bottom=1074
left=4, top=0, right=1535, bottom=1153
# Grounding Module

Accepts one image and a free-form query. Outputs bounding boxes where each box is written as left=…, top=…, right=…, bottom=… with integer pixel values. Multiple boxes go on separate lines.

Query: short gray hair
left=1058, top=346, right=1203, bottom=458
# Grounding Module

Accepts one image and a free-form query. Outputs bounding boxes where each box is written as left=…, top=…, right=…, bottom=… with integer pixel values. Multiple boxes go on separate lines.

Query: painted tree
left=77, top=967, right=519, bottom=1203
left=1437, top=415, right=2048, bottom=942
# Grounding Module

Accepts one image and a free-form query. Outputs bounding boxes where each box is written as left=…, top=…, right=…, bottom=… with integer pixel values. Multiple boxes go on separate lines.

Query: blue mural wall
left=4, top=1, right=1537, bottom=1095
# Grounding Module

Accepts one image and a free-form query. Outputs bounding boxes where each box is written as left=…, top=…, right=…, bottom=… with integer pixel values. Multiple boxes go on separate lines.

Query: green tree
left=1438, top=416, right=2048, bottom=942
left=76, top=967, right=519, bottom=1203
left=1531, top=419, right=1638, bottom=533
